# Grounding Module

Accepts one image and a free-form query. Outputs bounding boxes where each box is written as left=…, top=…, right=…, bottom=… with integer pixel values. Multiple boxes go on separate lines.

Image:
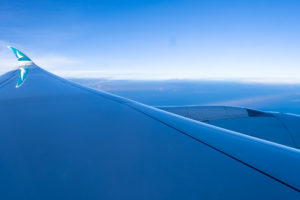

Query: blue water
left=71, top=79, right=300, bottom=114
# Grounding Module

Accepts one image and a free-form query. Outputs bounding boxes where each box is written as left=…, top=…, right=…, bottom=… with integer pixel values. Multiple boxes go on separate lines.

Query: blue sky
left=1, top=0, right=300, bottom=82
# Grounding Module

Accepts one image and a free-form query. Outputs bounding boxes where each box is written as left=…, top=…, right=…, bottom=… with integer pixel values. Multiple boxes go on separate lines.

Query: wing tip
left=8, top=46, right=32, bottom=62
left=7, top=46, right=33, bottom=88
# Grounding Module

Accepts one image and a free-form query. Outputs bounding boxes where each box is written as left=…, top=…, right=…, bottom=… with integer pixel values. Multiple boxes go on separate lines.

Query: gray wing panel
left=159, top=106, right=249, bottom=121
left=159, top=106, right=298, bottom=148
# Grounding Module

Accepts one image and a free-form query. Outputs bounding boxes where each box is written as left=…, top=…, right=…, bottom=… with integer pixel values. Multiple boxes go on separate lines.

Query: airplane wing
left=0, top=47, right=300, bottom=199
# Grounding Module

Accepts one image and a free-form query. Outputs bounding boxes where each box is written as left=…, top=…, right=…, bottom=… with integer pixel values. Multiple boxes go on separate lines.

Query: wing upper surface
left=0, top=49, right=300, bottom=199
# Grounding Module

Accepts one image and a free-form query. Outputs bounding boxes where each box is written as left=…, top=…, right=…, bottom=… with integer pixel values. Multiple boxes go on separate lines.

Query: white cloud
left=34, top=55, right=80, bottom=70
left=1, top=41, right=300, bottom=84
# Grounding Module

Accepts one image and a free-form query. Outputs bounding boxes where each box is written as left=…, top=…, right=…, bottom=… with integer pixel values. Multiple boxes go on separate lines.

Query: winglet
left=8, top=46, right=34, bottom=67
left=8, top=46, right=34, bottom=88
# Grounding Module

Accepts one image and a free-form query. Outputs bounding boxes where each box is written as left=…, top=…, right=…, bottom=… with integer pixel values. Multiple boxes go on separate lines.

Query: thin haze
left=1, top=0, right=300, bottom=83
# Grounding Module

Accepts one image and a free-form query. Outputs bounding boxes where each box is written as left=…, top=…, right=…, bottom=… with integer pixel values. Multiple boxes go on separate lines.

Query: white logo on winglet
left=20, top=68, right=25, bottom=80
left=16, top=51, right=23, bottom=59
